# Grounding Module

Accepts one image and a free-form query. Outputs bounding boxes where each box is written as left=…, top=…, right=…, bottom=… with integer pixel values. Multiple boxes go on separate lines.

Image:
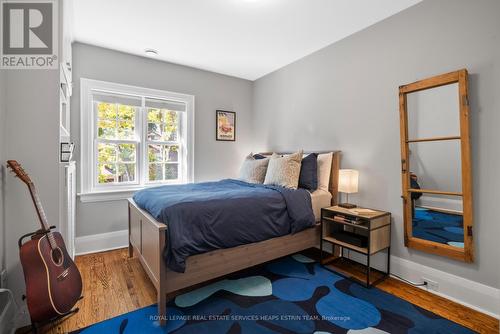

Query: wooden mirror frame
left=399, top=69, right=474, bottom=262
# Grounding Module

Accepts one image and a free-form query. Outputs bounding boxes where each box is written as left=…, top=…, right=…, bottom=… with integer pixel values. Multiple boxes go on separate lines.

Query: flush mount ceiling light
left=144, top=48, right=158, bottom=56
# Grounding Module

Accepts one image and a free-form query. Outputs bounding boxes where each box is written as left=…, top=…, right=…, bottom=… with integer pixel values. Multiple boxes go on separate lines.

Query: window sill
left=78, top=182, right=185, bottom=203
left=78, top=189, right=138, bottom=203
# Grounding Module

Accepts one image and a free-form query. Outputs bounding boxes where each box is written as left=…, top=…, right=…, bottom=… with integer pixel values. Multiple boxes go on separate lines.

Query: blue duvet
left=133, top=179, right=315, bottom=272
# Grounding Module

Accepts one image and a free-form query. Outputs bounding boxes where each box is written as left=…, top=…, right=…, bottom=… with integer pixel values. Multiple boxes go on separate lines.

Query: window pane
left=147, top=123, right=162, bottom=141
left=147, top=109, right=179, bottom=142
left=98, top=143, right=117, bottom=163
left=98, top=164, right=116, bottom=183
left=117, top=120, right=135, bottom=139
left=148, top=144, right=162, bottom=162
left=147, top=108, right=162, bottom=123
left=149, top=163, right=163, bottom=181
left=118, top=163, right=135, bottom=182
left=118, top=144, right=136, bottom=162
left=118, top=105, right=135, bottom=121
left=164, top=145, right=179, bottom=162
left=98, top=120, right=116, bottom=139
left=97, top=102, right=117, bottom=120
left=165, top=164, right=178, bottom=180
left=163, top=111, right=178, bottom=141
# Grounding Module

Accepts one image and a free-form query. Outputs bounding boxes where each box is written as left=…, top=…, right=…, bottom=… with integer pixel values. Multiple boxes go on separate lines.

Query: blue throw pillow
left=299, top=153, right=318, bottom=191
left=253, top=154, right=267, bottom=159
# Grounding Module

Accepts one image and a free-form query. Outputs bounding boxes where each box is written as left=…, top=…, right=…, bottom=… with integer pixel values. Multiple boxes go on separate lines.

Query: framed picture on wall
left=216, top=110, right=236, bottom=141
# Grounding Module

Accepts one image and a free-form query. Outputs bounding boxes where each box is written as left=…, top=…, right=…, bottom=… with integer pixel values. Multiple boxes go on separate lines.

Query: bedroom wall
left=72, top=43, right=254, bottom=237
left=253, top=0, right=499, bottom=291
left=3, top=69, right=61, bottom=323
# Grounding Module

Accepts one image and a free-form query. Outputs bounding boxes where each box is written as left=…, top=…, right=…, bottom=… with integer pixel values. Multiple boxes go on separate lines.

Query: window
left=80, top=79, right=194, bottom=202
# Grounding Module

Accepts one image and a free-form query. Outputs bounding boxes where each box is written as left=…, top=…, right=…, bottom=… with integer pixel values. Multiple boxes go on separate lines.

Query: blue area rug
left=72, top=254, right=474, bottom=333
left=413, top=208, right=464, bottom=247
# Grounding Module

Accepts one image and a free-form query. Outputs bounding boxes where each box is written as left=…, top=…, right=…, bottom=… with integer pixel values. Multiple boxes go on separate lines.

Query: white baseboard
left=75, top=230, right=128, bottom=256
left=390, top=256, right=499, bottom=319
left=344, top=249, right=499, bottom=319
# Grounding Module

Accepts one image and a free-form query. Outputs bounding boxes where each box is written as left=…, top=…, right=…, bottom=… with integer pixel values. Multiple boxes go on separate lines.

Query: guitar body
left=20, top=232, right=82, bottom=323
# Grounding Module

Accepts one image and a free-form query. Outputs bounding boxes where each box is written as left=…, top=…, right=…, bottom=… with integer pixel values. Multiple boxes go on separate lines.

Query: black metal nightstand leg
left=366, top=252, right=371, bottom=288
left=387, top=247, right=391, bottom=276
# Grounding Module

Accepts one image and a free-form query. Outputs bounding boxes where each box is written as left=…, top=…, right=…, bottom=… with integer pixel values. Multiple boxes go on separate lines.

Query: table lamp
left=338, top=169, right=359, bottom=208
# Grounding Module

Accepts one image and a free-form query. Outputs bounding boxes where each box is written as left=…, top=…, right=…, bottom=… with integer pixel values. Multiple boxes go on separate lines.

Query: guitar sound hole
left=51, top=248, right=64, bottom=266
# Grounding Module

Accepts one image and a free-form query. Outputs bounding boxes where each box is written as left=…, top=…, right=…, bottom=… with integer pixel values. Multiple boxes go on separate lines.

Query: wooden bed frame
left=128, top=151, right=340, bottom=325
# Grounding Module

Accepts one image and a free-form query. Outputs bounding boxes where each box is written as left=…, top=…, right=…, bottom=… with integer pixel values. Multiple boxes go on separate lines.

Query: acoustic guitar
left=7, top=160, right=82, bottom=323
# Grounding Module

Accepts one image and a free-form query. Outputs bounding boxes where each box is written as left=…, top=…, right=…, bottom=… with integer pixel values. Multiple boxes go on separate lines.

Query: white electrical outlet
left=422, top=277, right=439, bottom=290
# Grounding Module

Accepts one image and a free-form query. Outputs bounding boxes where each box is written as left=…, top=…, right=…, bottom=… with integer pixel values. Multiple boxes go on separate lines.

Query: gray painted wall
left=4, top=69, right=61, bottom=322
left=72, top=43, right=254, bottom=237
left=252, top=0, right=500, bottom=288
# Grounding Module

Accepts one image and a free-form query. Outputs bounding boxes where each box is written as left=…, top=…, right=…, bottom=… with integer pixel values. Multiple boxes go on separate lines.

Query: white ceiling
left=73, top=0, right=421, bottom=81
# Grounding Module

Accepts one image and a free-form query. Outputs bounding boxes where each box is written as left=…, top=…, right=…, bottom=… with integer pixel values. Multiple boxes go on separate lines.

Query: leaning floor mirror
left=398, top=69, right=473, bottom=262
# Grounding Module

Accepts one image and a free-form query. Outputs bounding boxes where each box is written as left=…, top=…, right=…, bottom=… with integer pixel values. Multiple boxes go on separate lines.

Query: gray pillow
left=264, top=150, right=303, bottom=189
left=238, top=154, right=269, bottom=184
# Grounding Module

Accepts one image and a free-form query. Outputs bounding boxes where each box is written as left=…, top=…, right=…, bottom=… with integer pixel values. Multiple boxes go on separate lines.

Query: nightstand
left=320, top=205, right=391, bottom=287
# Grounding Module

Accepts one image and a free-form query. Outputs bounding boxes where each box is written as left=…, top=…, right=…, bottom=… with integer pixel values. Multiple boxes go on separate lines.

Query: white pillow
left=317, top=152, right=333, bottom=192
left=264, top=151, right=303, bottom=189
left=239, top=154, right=269, bottom=184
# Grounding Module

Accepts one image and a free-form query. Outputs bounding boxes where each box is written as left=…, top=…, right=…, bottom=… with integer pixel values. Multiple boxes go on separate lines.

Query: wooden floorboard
left=39, top=248, right=498, bottom=334
left=40, top=248, right=156, bottom=334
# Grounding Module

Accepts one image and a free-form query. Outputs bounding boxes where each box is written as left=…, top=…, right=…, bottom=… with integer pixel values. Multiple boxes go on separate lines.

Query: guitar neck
left=28, top=184, right=50, bottom=232
left=28, top=185, right=58, bottom=249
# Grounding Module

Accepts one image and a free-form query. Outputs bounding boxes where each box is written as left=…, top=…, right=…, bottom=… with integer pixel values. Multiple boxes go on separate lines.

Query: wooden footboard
left=128, top=200, right=168, bottom=323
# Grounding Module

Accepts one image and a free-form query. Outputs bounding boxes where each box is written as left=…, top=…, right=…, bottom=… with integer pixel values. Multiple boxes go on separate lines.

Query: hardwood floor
left=42, top=248, right=156, bottom=334
left=40, top=248, right=498, bottom=334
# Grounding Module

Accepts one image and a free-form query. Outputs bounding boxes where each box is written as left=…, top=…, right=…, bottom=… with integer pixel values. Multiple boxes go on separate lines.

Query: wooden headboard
left=256, top=151, right=341, bottom=206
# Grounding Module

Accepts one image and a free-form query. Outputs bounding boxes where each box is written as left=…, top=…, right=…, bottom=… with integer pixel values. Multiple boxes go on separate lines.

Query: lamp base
left=338, top=203, right=357, bottom=209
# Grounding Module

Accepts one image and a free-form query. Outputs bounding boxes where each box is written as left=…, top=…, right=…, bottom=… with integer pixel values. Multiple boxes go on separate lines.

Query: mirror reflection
left=406, top=83, right=464, bottom=249
left=407, top=83, right=460, bottom=139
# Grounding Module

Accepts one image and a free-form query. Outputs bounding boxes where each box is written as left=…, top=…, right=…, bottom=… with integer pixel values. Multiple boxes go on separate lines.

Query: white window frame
left=79, top=78, right=194, bottom=202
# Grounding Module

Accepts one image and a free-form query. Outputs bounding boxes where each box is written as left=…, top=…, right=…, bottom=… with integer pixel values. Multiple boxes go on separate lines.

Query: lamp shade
left=338, top=169, right=359, bottom=194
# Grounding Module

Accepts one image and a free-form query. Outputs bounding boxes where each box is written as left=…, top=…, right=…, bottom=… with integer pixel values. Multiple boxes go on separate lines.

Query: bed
left=128, top=151, right=340, bottom=325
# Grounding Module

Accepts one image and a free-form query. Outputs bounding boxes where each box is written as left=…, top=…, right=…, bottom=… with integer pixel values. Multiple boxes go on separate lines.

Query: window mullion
left=146, top=141, right=180, bottom=145
left=96, top=138, right=138, bottom=144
